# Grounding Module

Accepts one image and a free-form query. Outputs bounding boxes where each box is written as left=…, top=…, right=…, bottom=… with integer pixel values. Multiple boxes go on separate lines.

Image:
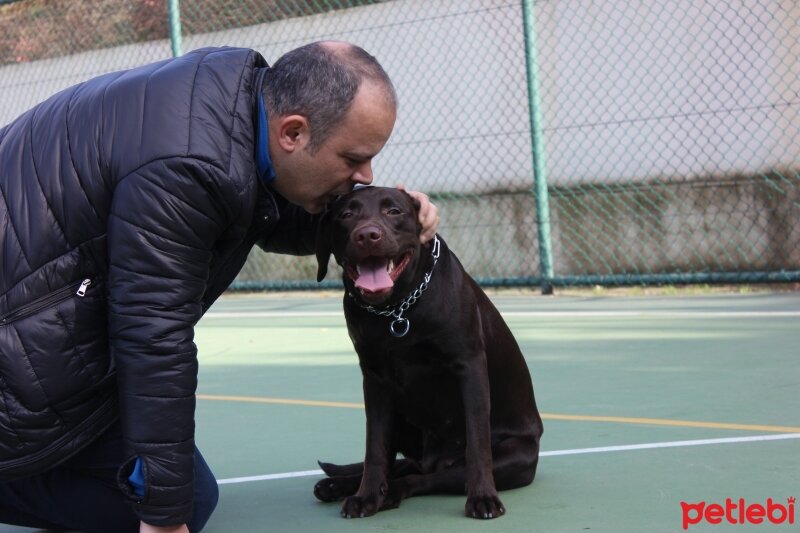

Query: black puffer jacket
left=0, top=47, right=317, bottom=525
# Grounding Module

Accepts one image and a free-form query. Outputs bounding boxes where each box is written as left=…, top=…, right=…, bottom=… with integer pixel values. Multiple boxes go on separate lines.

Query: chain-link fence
left=2, top=0, right=798, bottom=291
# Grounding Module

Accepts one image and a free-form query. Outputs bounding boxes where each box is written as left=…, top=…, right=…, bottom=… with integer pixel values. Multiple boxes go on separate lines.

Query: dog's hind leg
left=489, top=435, right=541, bottom=491
left=314, top=457, right=422, bottom=503
left=314, top=461, right=362, bottom=502
left=383, top=466, right=505, bottom=517
left=318, top=456, right=420, bottom=478
left=314, top=474, right=361, bottom=502
left=384, top=435, right=540, bottom=518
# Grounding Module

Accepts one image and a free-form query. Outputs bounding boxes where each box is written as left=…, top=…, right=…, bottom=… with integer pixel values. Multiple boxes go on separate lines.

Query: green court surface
left=4, top=291, right=799, bottom=532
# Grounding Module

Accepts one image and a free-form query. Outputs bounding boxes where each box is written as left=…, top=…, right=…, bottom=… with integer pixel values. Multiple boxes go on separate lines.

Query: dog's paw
left=378, top=481, right=405, bottom=511
left=340, top=495, right=381, bottom=518
left=314, top=476, right=359, bottom=502
left=465, top=493, right=506, bottom=519
left=313, top=479, right=341, bottom=502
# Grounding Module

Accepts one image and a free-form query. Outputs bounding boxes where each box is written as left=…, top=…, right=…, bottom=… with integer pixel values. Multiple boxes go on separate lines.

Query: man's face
left=269, top=81, right=397, bottom=214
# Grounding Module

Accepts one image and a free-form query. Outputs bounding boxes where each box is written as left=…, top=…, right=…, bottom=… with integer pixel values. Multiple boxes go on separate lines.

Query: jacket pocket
left=0, top=278, right=110, bottom=412
left=0, top=279, right=94, bottom=325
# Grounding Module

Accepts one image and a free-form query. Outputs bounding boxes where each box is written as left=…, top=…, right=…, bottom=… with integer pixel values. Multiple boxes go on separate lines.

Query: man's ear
left=275, top=114, right=310, bottom=152
left=315, top=209, right=333, bottom=282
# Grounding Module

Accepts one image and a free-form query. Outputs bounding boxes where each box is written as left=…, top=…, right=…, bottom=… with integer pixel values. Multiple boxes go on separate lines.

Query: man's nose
left=351, top=162, right=373, bottom=185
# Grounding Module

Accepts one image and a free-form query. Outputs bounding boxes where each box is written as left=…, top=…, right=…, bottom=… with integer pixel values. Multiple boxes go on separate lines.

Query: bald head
left=263, top=41, right=397, bottom=152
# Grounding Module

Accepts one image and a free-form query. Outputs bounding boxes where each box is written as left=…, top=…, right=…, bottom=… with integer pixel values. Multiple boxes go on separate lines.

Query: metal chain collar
left=351, top=235, right=441, bottom=338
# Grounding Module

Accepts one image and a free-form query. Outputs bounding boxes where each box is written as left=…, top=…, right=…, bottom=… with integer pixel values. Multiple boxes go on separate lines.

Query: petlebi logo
left=681, top=497, right=796, bottom=529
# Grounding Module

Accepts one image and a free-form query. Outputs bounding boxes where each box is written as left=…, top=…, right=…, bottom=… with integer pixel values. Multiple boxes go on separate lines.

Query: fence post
left=521, top=0, right=554, bottom=295
left=168, top=0, right=183, bottom=57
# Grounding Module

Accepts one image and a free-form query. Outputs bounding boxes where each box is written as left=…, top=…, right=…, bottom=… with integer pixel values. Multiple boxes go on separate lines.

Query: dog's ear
left=402, top=190, right=423, bottom=234
left=410, top=194, right=421, bottom=214
left=315, top=209, right=333, bottom=282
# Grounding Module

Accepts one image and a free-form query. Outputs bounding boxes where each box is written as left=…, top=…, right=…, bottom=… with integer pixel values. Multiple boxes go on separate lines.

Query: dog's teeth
left=356, top=265, right=361, bottom=275
left=388, top=260, right=394, bottom=273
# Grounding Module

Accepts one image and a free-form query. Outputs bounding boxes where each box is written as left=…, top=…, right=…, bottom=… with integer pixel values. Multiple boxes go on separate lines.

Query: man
left=0, top=41, right=438, bottom=532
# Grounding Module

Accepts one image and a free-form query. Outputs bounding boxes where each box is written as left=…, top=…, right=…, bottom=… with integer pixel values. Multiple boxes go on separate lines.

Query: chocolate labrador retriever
left=314, top=186, right=543, bottom=519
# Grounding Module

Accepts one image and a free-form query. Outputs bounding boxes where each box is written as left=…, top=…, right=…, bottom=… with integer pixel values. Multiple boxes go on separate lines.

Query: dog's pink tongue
left=355, top=257, right=394, bottom=292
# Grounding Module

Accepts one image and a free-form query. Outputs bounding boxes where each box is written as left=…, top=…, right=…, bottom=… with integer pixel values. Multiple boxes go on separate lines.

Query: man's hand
left=140, top=522, right=189, bottom=533
left=398, top=185, right=440, bottom=244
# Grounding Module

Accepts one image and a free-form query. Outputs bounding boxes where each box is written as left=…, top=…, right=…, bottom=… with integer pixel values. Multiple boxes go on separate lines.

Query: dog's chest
left=369, top=343, right=462, bottom=418
left=383, top=348, right=441, bottom=385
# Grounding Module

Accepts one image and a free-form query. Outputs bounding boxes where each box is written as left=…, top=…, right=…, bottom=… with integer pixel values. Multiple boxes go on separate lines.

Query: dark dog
left=314, top=186, right=543, bottom=519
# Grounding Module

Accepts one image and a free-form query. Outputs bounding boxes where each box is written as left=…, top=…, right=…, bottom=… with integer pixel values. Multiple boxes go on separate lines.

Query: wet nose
left=354, top=225, right=383, bottom=247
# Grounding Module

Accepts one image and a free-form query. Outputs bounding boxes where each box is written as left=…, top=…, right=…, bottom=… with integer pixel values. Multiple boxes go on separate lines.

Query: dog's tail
left=317, top=458, right=422, bottom=478
left=317, top=461, right=363, bottom=477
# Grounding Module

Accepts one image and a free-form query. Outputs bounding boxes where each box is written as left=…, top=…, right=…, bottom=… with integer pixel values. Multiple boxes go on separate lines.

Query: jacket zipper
left=0, top=278, right=93, bottom=326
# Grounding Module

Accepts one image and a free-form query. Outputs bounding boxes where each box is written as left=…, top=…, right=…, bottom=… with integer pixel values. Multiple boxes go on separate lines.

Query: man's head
left=263, top=41, right=398, bottom=213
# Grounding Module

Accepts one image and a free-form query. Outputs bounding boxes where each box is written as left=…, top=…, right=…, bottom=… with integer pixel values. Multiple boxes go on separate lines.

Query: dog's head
left=316, top=187, right=423, bottom=306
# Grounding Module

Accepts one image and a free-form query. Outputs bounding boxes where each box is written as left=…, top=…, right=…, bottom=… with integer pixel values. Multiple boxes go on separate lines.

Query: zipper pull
left=76, top=279, right=92, bottom=297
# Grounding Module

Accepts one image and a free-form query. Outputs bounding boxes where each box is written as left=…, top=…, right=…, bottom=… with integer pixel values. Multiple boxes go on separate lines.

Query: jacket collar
left=254, top=68, right=276, bottom=184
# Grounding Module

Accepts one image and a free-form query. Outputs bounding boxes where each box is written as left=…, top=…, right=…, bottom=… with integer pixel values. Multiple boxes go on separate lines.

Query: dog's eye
left=385, top=207, right=402, bottom=215
left=339, top=211, right=353, bottom=219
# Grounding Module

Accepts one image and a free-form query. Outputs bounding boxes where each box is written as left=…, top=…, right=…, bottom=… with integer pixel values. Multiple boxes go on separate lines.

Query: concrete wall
left=237, top=173, right=800, bottom=284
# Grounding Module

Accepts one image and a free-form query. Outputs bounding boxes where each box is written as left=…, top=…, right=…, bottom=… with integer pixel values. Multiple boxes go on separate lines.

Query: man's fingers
left=409, top=191, right=439, bottom=244
left=419, top=213, right=440, bottom=243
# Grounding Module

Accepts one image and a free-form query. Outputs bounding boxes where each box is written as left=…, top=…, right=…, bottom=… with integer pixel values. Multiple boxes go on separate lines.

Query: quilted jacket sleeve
left=107, top=157, right=238, bottom=525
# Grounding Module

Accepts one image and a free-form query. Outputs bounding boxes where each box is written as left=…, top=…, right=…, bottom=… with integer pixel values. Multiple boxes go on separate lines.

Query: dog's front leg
left=341, top=371, right=393, bottom=518
left=458, top=351, right=505, bottom=519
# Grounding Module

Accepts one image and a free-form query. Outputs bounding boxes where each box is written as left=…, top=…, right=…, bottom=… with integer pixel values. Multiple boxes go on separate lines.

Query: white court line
left=204, top=311, right=800, bottom=319
left=216, top=432, right=800, bottom=485
left=218, top=469, right=325, bottom=485
left=501, top=311, right=800, bottom=318
left=540, top=432, right=800, bottom=456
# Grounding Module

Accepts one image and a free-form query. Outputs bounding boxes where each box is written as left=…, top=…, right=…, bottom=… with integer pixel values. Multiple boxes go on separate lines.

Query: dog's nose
left=354, top=225, right=383, bottom=247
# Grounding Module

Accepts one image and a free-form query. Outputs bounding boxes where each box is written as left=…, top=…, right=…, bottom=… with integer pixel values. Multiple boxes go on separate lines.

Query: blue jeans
left=0, top=421, right=218, bottom=532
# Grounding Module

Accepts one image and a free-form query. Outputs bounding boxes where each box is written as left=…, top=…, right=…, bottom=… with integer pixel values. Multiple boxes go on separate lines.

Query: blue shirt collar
left=256, top=92, right=276, bottom=184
